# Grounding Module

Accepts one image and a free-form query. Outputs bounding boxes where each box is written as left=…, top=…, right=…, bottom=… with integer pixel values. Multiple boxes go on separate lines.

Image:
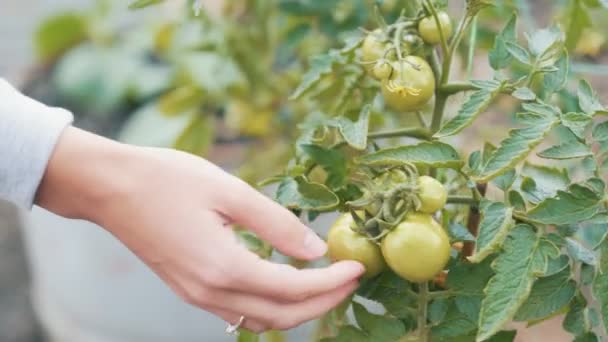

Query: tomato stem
left=424, top=0, right=449, bottom=57
left=417, top=282, right=430, bottom=342
left=439, top=82, right=478, bottom=95
left=447, top=195, right=478, bottom=206
left=368, top=127, right=432, bottom=140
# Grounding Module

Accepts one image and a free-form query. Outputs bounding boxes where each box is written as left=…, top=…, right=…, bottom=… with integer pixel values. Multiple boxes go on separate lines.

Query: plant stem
left=417, top=282, right=429, bottom=342
left=464, top=183, right=486, bottom=258
left=447, top=195, right=478, bottom=206
left=430, top=94, right=447, bottom=133
left=424, top=0, right=449, bottom=56
left=427, top=290, right=454, bottom=300
left=441, top=14, right=473, bottom=85
left=439, top=82, right=478, bottom=95
left=368, top=127, right=432, bottom=140
left=466, top=16, right=478, bottom=78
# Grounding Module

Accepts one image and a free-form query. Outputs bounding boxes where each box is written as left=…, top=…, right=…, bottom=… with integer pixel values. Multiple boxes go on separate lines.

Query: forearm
left=35, top=127, right=136, bottom=223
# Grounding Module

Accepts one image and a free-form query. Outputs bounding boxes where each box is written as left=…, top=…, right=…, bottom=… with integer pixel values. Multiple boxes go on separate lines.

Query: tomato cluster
left=359, top=11, right=452, bottom=113
left=327, top=175, right=450, bottom=283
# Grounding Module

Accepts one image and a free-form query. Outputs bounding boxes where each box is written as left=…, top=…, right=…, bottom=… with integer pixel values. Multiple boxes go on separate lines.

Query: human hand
left=36, top=127, right=365, bottom=333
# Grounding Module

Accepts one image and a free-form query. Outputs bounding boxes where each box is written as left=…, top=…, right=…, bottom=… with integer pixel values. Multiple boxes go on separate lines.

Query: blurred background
left=0, top=0, right=607, bottom=341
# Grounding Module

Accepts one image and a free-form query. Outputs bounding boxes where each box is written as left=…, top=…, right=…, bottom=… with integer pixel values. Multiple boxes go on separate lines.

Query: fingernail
left=304, top=231, right=327, bottom=256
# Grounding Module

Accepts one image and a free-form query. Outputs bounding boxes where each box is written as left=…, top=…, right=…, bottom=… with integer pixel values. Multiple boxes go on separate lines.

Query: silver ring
left=225, top=315, right=245, bottom=336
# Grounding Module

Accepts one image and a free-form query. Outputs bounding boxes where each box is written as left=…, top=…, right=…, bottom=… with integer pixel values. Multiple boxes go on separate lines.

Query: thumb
left=215, top=176, right=327, bottom=260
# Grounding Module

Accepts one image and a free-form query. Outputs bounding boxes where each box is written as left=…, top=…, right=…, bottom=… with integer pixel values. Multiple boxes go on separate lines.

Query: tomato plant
left=123, top=1, right=608, bottom=341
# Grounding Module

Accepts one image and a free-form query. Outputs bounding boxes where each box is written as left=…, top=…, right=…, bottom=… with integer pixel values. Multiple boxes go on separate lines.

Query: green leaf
left=468, top=201, right=514, bottom=263
left=352, top=302, right=406, bottom=341
left=508, top=190, right=526, bottom=211
left=505, top=41, right=532, bottom=65
left=477, top=225, right=548, bottom=341
left=486, top=330, right=517, bottom=342
left=237, top=329, right=260, bottom=342
left=592, top=121, right=608, bottom=141
left=520, top=163, right=570, bottom=201
left=357, top=271, right=415, bottom=319
left=537, top=140, right=592, bottom=160
left=561, top=111, right=593, bottom=138
left=449, top=223, right=476, bottom=242
left=471, top=112, right=558, bottom=182
left=527, top=183, right=602, bottom=225
left=276, top=177, right=339, bottom=211
left=564, top=294, right=596, bottom=337
left=566, top=238, right=597, bottom=265
left=593, top=238, right=608, bottom=337
left=356, top=141, right=462, bottom=169
left=300, top=145, right=347, bottom=189
left=564, top=0, right=592, bottom=51
left=431, top=301, right=477, bottom=338
left=320, top=325, right=368, bottom=342
left=512, top=87, right=536, bottom=101
left=118, top=104, right=196, bottom=147
left=290, top=52, right=341, bottom=100
left=543, top=51, right=569, bottom=95
left=514, top=267, right=576, bottom=321
left=35, top=13, right=87, bottom=62
left=489, top=14, right=517, bottom=70
left=446, top=258, right=494, bottom=323
left=578, top=80, right=607, bottom=116
left=574, top=332, right=600, bottom=342
left=493, top=169, right=516, bottom=191
left=435, top=88, right=504, bottom=138
left=429, top=298, right=449, bottom=323
left=333, top=105, right=370, bottom=150
left=158, top=86, right=205, bottom=116
left=173, top=114, right=214, bottom=157
left=129, top=0, right=165, bottom=9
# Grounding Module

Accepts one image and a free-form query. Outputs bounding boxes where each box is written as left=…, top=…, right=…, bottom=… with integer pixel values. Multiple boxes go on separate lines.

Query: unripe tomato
left=381, top=56, right=435, bottom=112
left=381, top=213, right=450, bottom=283
left=372, top=61, right=393, bottom=80
left=418, top=12, right=453, bottom=45
left=417, top=175, right=447, bottom=213
left=361, top=29, right=387, bottom=64
left=327, top=214, right=386, bottom=278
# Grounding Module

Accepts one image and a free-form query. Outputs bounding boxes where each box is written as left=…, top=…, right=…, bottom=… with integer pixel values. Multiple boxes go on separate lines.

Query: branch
left=439, top=82, right=478, bottom=95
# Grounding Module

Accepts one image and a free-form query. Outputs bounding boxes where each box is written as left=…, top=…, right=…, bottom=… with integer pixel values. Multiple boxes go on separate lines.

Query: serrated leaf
left=562, top=111, right=593, bottom=138
left=593, top=239, right=608, bottom=337
left=578, top=80, right=607, bottom=116
left=493, top=169, right=516, bottom=191
left=564, top=294, right=595, bottom=336
left=527, top=183, right=602, bottom=225
left=543, top=50, right=569, bottom=95
left=505, top=41, right=532, bottom=65
left=290, top=53, right=340, bottom=100
left=545, top=255, right=571, bottom=277
left=521, top=163, right=570, bottom=201
left=333, top=105, right=370, bottom=150
left=300, top=145, right=347, bottom=189
left=514, top=267, right=576, bottom=321
left=574, top=332, right=599, bottom=342
left=471, top=113, right=558, bottom=182
left=356, top=141, right=462, bottom=169
left=468, top=201, right=514, bottom=263
left=446, top=258, right=494, bottom=324
left=356, top=271, right=415, bottom=319
left=593, top=121, right=608, bottom=141
left=449, top=223, right=476, bottom=242
left=471, top=79, right=503, bottom=90
left=352, top=302, right=405, bottom=341
left=508, top=190, right=526, bottom=211
left=537, top=140, right=592, bottom=159
left=435, top=88, right=504, bottom=138
left=129, top=0, right=165, bottom=9
left=431, top=302, right=477, bottom=338
left=476, top=225, right=547, bottom=341
left=276, top=177, right=339, bottom=211
left=512, top=87, right=536, bottom=101
left=489, top=14, right=517, bottom=69
left=566, top=238, right=597, bottom=265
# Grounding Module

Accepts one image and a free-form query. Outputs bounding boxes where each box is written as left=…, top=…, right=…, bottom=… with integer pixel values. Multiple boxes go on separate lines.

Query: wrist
left=35, top=127, right=138, bottom=223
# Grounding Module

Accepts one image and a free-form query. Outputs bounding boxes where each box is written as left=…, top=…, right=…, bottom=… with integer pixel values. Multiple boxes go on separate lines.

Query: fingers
left=225, top=246, right=364, bottom=301
left=202, top=280, right=359, bottom=331
left=216, top=176, right=327, bottom=260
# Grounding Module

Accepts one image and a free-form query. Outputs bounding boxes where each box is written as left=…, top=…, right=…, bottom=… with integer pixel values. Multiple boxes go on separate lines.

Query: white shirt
left=0, top=78, right=73, bottom=208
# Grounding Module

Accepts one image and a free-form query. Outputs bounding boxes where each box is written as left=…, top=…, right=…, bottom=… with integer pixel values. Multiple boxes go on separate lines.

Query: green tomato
left=328, top=214, right=386, bottom=278
left=372, top=61, right=393, bottom=80
left=417, top=176, right=448, bottom=214
left=381, top=56, right=435, bottom=112
left=361, top=29, right=387, bottom=64
left=381, top=213, right=450, bottom=283
left=418, top=12, right=453, bottom=45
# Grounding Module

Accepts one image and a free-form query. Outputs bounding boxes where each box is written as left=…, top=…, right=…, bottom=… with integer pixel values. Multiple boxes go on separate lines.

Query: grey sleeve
left=0, top=78, right=74, bottom=209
